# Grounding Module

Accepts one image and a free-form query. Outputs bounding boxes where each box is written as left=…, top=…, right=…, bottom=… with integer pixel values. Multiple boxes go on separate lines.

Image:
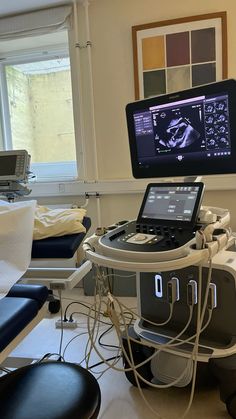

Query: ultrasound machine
left=83, top=79, right=236, bottom=417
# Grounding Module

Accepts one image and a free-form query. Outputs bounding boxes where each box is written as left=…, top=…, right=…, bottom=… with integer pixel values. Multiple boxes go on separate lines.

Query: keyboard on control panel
left=135, top=223, right=194, bottom=249
left=102, top=221, right=198, bottom=252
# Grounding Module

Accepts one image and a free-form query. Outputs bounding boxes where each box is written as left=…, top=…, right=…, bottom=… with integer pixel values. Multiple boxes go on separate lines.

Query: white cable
left=180, top=266, right=203, bottom=418
left=108, top=304, right=211, bottom=360
left=85, top=271, right=193, bottom=374
left=110, top=299, right=193, bottom=388
left=78, top=196, right=89, bottom=209
left=167, top=259, right=213, bottom=348
left=165, top=258, right=213, bottom=417
left=89, top=258, right=213, bottom=368
left=93, top=352, right=122, bottom=380
left=166, top=308, right=213, bottom=348
left=109, top=294, right=202, bottom=419
left=85, top=285, right=104, bottom=368
left=118, top=264, right=208, bottom=418
left=85, top=249, right=214, bottom=418
left=58, top=290, right=64, bottom=358
left=96, top=194, right=102, bottom=227
left=62, top=331, right=88, bottom=360
left=86, top=289, right=192, bottom=379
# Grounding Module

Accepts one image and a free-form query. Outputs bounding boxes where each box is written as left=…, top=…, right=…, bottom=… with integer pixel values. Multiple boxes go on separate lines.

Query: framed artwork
left=132, top=12, right=227, bottom=99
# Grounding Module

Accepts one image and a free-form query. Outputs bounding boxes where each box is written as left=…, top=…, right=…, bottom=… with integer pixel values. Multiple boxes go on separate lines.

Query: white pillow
left=33, top=205, right=87, bottom=240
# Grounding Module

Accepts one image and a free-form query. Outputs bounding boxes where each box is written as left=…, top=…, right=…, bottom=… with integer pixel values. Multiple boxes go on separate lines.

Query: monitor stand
left=184, top=176, right=202, bottom=183
left=0, top=181, right=31, bottom=202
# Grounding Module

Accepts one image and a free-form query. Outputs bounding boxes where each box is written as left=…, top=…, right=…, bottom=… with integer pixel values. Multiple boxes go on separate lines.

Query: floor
left=7, top=289, right=230, bottom=419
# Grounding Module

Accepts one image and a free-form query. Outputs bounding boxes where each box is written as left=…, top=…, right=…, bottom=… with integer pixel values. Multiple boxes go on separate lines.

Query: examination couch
left=0, top=283, right=48, bottom=364
left=26, top=215, right=92, bottom=313
left=31, top=216, right=92, bottom=260
left=0, top=282, right=101, bottom=419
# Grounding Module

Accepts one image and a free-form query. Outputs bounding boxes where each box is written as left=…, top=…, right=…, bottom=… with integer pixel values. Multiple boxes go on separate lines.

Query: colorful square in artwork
left=166, top=32, right=190, bottom=67
left=142, top=36, right=165, bottom=70
left=192, top=63, right=216, bottom=86
left=191, top=28, right=216, bottom=63
left=167, top=67, right=191, bottom=92
left=139, top=21, right=220, bottom=98
left=143, top=70, right=166, bottom=98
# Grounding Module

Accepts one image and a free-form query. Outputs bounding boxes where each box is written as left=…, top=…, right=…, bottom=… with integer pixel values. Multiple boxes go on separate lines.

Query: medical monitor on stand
left=126, top=79, right=236, bottom=179
left=0, top=150, right=31, bottom=201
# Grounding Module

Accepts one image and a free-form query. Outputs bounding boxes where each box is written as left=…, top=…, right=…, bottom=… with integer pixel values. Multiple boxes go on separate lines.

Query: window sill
left=28, top=174, right=236, bottom=198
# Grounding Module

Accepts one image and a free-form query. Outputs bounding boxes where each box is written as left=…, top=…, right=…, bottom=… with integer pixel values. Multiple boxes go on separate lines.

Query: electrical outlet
left=50, top=282, right=66, bottom=290
left=55, top=320, right=78, bottom=329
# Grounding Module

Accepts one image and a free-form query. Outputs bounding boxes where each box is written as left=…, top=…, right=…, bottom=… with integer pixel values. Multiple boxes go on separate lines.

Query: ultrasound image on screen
left=163, top=117, right=200, bottom=148
left=153, top=104, right=204, bottom=154
left=133, top=93, right=231, bottom=165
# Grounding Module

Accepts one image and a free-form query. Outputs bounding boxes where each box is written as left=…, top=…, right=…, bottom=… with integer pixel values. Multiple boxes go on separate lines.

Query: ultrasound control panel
left=100, top=182, right=204, bottom=253
left=100, top=220, right=198, bottom=252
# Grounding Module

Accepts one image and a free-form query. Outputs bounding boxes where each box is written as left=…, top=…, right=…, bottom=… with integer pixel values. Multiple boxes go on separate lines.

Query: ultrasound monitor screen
left=0, top=156, right=16, bottom=176
left=138, top=182, right=204, bottom=226
left=126, top=79, right=236, bottom=178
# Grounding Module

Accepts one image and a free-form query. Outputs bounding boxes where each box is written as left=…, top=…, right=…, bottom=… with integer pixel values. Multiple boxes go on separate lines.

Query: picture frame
left=132, top=12, right=228, bottom=99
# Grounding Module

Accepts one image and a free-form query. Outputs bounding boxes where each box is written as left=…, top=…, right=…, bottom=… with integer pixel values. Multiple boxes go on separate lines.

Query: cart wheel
left=48, top=299, right=61, bottom=314
left=226, top=392, right=236, bottom=418
left=123, top=346, right=154, bottom=388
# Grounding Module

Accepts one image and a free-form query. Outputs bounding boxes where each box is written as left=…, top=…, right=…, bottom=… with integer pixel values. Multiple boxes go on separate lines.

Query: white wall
left=87, top=0, right=236, bottom=179
left=72, top=0, right=236, bottom=230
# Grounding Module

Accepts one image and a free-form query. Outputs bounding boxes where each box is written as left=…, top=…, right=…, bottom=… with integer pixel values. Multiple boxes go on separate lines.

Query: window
left=0, top=7, right=79, bottom=182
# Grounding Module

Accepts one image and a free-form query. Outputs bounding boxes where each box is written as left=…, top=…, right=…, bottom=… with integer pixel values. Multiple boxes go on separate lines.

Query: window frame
left=0, top=43, right=80, bottom=182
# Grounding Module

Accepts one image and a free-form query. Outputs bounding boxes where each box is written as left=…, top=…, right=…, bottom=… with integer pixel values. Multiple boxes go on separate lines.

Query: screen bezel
left=137, top=182, right=205, bottom=228
left=0, top=150, right=28, bottom=181
left=126, top=79, right=236, bottom=179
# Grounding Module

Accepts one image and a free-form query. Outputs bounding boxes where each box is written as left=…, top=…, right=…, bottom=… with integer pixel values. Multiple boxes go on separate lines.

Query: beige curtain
left=0, top=6, right=72, bottom=40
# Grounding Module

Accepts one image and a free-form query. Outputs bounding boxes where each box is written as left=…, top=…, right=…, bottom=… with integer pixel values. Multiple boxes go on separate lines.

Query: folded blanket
left=33, top=205, right=86, bottom=240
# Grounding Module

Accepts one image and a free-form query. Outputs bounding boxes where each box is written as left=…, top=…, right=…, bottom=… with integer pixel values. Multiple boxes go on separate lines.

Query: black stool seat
left=0, top=361, right=101, bottom=419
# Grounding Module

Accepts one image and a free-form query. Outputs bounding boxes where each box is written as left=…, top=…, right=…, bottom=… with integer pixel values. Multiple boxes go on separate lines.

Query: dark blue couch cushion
left=0, top=297, right=39, bottom=351
left=31, top=216, right=91, bottom=259
left=7, top=284, right=48, bottom=309
left=1, top=284, right=49, bottom=352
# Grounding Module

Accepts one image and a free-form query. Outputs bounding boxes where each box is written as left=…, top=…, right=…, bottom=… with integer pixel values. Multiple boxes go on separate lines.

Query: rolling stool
left=0, top=361, right=101, bottom=419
